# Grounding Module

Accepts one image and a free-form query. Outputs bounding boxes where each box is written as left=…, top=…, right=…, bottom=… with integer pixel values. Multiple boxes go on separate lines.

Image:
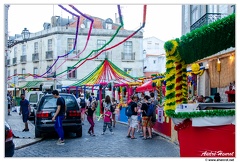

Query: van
left=25, top=91, right=44, bottom=119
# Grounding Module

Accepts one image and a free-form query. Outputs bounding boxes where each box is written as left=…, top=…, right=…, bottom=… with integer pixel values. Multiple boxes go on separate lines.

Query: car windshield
left=39, top=95, right=78, bottom=110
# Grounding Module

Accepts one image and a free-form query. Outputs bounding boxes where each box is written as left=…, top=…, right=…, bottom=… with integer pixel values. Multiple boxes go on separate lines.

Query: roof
left=71, top=58, right=140, bottom=86
left=20, top=81, right=42, bottom=88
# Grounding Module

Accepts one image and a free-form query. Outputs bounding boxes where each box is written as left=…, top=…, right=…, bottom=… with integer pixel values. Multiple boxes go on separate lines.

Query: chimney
left=51, top=16, right=57, bottom=27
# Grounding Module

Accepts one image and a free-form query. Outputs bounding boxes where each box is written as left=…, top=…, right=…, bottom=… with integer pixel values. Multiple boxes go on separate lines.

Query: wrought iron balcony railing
left=12, top=57, right=17, bottom=65
left=20, top=55, right=27, bottom=64
left=46, top=51, right=53, bottom=60
left=190, top=13, right=228, bottom=31
left=32, top=53, right=39, bottom=62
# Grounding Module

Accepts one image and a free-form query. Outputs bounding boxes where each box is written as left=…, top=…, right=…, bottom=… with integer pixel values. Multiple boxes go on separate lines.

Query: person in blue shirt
left=19, top=94, right=31, bottom=132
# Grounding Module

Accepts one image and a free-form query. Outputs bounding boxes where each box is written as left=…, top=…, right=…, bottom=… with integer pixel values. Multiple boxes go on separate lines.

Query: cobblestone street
left=13, top=118, right=180, bottom=157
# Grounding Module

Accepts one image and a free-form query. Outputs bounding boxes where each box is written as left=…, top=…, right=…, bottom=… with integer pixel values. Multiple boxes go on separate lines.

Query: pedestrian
left=52, top=90, right=67, bottom=145
left=141, top=95, right=152, bottom=140
left=7, top=93, right=12, bottom=116
left=150, top=92, right=158, bottom=125
left=85, top=100, right=97, bottom=136
left=101, top=107, right=114, bottom=135
left=19, top=94, right=31, bottom=132
left=77, top=93, right=87, bottom=125
left=111, top=97, right=117, bottom=127
left=136, top=101, right=142, bottom=133
left=126, top=95, right=138, bottom=139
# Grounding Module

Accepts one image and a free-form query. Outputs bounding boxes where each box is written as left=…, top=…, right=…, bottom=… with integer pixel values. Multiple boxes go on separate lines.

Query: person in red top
left=101, top=107, right=114, bottom=135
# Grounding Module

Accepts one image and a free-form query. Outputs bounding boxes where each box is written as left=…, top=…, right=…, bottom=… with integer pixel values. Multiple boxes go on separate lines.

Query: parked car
left=5, top=121, right=15, bottom=157
left=25, top=91, right=44, bottom=119
left=34, top=93, right=82, bottom=138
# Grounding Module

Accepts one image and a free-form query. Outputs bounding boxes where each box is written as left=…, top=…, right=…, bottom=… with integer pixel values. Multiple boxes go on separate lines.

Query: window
left=219, top=5, right=228, bottom=14
left=208, top=5, right=218, bottom=13
left=46, top=65, right=52, bottom=74
left=48, top=39, right=52, bottom=51
left=96, top=40, right=106, bottom=59
left=34, top=42, right=38, bottom=53
left=123, top=41, right=133, bottom=60
left=190, top=5, right=199, bottom=25
left=7, top=70, right=10, bottom=78
left=33, top=67, right=38, bottom=75
left=147, top=41, right=152, bottom=49
left=67, top=38, right=75, bottom=52
left=21, top=68, right=26, bottom=79
left=124, top=68, right=132, bottom=74
left=155, top=43, right=159, bottom=50
left=67, top=67, right=76, bottom=79
left=22, top=45, right=26, bottom=56
left=14, top=47, right=17, bottom=57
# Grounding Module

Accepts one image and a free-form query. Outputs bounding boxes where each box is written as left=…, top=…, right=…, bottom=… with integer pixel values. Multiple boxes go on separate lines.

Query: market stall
left=71, top=58, right=141, bottom=118
left=163, top=13, right=235, bottom=157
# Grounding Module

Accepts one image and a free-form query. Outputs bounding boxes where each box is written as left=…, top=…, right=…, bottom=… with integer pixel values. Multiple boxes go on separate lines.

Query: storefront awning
left=20, top=81, right=43, bottom=88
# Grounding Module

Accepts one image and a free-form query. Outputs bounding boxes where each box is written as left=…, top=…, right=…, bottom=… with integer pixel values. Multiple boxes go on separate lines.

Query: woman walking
left=85, top=100, right=97, bottom=136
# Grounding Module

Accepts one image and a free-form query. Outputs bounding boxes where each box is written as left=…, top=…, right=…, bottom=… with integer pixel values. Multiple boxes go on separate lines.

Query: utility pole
left=5, top=4, right=10, bottom=118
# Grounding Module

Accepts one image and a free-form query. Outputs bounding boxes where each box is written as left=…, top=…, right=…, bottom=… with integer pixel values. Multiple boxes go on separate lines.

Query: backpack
left=125, top=102, right=133, bottom=117
left=80, top=98, right=86, bottom=108
left=146, top=103, right=155, bottom=117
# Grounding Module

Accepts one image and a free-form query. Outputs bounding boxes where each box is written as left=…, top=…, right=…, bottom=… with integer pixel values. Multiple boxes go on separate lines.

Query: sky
left=7, top=4, right=182, bottom=42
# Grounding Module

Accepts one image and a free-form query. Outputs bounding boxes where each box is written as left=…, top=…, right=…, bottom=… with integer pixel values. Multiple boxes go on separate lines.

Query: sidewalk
left=6, top=106, right=43, bottom=149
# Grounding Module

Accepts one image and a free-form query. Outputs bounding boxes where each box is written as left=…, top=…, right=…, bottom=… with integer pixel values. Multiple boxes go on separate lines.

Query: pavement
left=6, top=106, right=177, bottom=150
left=6, top=106, right=43, bottom=150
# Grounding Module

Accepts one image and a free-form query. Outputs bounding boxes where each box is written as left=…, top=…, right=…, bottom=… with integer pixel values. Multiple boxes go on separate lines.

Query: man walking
left=52, top=90, right=67, bottom=145
left=19, top=94, right=31, bottom=131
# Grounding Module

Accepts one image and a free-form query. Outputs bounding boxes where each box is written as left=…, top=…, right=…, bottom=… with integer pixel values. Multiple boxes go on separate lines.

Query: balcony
left=32, top=53, right=39, bottom=62
left=64, top=50, right=80, bottom=60
left=46, top=72, right=56, bottom=78
left=190, top=13, right=228, bottom=31
left=12, top=57, right=17, bottom=66
left=7, top=59, right=10, bottom=66
left=121, top=52, right=135, bottom=61
left=46, top=51, right=53, bottom=60
left=20, top=55, right=27, bottom=64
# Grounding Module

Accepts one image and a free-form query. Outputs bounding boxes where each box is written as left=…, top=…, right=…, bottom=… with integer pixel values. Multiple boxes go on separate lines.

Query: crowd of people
left=75, top=91, right=159, bottom=140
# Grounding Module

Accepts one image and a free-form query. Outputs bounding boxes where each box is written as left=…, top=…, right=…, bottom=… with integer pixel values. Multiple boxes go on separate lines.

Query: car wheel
left=76, top=129, right=82, bottom=137
left=35, top=127, right=41, bottom=138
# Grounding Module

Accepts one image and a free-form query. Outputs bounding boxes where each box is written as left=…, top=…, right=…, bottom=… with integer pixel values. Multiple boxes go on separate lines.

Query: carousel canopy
left=71, top=58, right=140, bottom=86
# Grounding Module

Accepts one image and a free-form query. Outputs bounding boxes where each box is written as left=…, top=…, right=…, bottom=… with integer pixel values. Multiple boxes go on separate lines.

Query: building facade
left=142, top=37, right=166, bottom=77
left=182, top=4, right=235, bottom=102
left=7, top=15, right=144, bottom=94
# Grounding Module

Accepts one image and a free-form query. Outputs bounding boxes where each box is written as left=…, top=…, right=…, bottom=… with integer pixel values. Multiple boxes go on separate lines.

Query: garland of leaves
left=165, top=109, right=235, bottom=119
left=164, top=40, right=179, bottom=111
left=177, top=13, right=235, bottom=64
left=175, top=61, right=182, bottom=104
left=181, top=62, right=188, bottom=103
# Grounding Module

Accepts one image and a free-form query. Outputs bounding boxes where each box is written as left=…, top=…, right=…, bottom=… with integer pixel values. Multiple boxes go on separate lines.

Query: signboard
left=158, top=107, right=164, bottom=123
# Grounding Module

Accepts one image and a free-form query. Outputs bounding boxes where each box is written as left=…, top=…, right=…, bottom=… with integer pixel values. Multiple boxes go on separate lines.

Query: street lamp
left=21, top=27, right=30, bottom=41
left=7, top=27, right=30, bottom=48
left=8, top=28, right=30, bottom=99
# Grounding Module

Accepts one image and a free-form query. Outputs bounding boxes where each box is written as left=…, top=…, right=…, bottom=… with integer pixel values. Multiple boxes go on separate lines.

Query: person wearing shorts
left=141, top=95, right=152, bottom=140
left=19, top=94, right=31, bottom=132
left=127, top=95, right=138, bottom=139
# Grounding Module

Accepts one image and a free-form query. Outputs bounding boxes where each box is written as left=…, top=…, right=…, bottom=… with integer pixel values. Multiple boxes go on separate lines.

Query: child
left=101, top=107, right=114, bottom=135
left=85, top=100, right=97, bottom=136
